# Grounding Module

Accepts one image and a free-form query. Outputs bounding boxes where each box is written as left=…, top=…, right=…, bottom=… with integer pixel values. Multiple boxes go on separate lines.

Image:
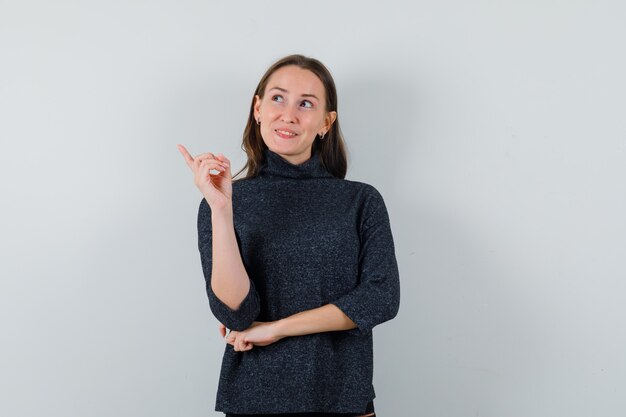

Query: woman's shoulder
left=340, top=179, right=386, bottom=204
left=341, top=178, right=381, bottom=193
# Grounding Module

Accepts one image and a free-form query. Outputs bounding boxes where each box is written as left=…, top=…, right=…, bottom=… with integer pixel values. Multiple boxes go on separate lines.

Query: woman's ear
left=254, top=95, right=261, bottom=119
left=325, top=111, right=337, bottom=130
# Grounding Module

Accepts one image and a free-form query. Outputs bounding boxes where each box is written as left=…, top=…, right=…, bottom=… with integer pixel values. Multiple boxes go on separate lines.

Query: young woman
left=177, top=54, right=400, bottom=417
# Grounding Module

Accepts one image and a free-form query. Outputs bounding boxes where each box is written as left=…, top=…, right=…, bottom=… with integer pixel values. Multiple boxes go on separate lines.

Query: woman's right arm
left=210, top=205, right=250, bottom=310
left=198, top=201, right=260, bottom=331
left=177, top=144, right=260, bottom=331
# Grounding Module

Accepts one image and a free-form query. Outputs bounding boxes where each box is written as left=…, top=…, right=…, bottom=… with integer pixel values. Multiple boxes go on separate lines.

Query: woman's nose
left=281, top=105, right=297, bottom=123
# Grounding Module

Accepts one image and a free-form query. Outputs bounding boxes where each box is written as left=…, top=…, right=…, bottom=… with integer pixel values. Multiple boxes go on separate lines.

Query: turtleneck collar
left=259, top=147, right=334, bottom=179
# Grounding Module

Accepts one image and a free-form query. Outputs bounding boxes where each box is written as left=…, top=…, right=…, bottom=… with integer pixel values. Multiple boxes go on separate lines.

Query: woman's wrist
left=210, top=203, right=233, bottom=222
left=271, top=319, right=289, bottom=340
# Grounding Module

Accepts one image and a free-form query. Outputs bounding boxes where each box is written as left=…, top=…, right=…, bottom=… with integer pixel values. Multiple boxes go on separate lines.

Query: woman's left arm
left=224, top=304, right=356, bottom=351
left=275, top=303, right=358, bottom=335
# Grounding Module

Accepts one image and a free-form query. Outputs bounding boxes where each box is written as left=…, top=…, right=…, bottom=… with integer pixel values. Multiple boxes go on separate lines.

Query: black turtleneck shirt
left=197, top=147, right=400, bottom=416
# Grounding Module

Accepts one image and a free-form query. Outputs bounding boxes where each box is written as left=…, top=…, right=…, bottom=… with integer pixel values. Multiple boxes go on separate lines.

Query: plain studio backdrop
left=1, top=1, right=625, bottom=416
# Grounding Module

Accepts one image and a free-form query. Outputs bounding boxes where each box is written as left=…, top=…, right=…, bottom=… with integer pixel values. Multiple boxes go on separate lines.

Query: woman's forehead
left=266, top=66, right=324, bottom=96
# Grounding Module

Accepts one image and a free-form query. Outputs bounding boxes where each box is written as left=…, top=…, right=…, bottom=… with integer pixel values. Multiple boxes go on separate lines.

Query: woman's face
left=254, top=65, right=337, bottom=165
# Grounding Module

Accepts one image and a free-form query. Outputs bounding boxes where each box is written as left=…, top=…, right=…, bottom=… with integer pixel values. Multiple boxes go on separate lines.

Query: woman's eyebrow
left=268, top=86, right=319, bottom=100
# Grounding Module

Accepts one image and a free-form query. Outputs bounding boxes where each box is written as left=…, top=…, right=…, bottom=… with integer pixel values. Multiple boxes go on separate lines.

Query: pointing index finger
left=176, top=144, right=195, bottom=167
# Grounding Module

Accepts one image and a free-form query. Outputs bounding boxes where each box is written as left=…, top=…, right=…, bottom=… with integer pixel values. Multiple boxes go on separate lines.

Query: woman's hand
left=218, top=321, right=285, bottom=352
left=177, top=144, right=232, bottom=210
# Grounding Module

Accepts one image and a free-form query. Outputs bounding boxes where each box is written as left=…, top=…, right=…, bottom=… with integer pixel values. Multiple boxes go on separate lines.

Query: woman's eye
left=271, top=95, right=313, bottom=108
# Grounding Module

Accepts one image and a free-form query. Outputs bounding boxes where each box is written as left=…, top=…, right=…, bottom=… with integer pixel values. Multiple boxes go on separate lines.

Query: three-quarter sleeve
left=330, top=186, right=401, bottom=336
left=197, top=198, right=260, bottom=331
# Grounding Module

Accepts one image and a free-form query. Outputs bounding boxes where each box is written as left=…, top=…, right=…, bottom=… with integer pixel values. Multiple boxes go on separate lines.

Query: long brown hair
left=232, top=54, right=348, bottom=182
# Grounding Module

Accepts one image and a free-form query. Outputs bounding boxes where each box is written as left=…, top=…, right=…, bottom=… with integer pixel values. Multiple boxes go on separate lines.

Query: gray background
left=1, top=1, right=625, bottom=416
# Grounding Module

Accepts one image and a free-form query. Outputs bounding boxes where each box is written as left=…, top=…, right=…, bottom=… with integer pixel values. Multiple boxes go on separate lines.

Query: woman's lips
left=275, top=129, right=298, bottom=139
